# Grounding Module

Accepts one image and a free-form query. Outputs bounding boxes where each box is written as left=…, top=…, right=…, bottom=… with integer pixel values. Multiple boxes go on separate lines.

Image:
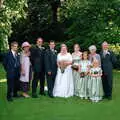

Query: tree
left=0, top=0, right=27, bottom=51
left=59, top=0, right=120, bottom=50
left=10, top=0, right=65, bottom=43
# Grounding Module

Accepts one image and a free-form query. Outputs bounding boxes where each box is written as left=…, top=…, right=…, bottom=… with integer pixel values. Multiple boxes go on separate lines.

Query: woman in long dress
left=20, top=42, right=31, bottom=98
left=72, top=44, right=82, bottom=96
left=89, top=59, right=103, bottom=102
left=53, top=44, right=74, bottom=98
left=88, top=45, right=101, bottom=98
left=78, top=52, right=91, bottom=99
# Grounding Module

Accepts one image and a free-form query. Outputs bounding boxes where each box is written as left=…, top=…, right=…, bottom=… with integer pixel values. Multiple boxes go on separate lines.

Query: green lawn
left=0, top=64, right=120, bottom=120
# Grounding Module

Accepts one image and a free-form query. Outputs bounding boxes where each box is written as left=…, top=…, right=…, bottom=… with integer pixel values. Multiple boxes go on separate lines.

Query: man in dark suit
left=30, top=37, right=45, bottom=98
left=44, top=40, right=57, bottom=98
left=3, top=41, right=20, bottom=102
left=100, top=41, right=117, bottom=100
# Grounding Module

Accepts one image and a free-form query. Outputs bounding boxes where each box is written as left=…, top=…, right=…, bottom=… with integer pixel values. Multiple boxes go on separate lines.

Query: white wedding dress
left=53, top=53, right=74, bottom=98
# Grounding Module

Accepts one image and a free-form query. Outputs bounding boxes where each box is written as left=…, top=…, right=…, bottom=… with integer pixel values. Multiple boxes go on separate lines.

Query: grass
left=0, top=64, right=120, bottom=120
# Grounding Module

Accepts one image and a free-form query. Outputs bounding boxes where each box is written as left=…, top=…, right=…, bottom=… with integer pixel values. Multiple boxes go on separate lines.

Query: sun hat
left=22, top=42, right=31, bottom=48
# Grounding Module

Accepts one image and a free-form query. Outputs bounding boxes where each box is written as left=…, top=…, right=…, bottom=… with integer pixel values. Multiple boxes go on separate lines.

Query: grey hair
left=89, top=45, right=97, bottom=51
left=102, top=41, right=108, bottom=46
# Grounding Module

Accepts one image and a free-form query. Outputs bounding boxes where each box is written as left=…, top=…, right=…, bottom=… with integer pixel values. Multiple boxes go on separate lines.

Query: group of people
left=3, top=37, right=117, bottom=102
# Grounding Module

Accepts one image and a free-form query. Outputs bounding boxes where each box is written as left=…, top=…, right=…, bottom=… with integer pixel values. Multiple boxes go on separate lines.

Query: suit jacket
left=100, top=50, right=117, bottom=74
left=44, top=48, right=57, bottom=75
left=3, top=51, right=20, bottom=78
left=30, top=45, right=45, bottom=73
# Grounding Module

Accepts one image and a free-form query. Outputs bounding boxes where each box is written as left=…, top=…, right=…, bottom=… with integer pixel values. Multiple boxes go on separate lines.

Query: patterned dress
left=89, top=67, right=103, bottom=102
left=77, top=60, right=91, bottom=99
left=72, top=54, right=82, bottom=96
left=20, top=53, right=31, bottom=92
left=89, top=53, right=101, bottom=66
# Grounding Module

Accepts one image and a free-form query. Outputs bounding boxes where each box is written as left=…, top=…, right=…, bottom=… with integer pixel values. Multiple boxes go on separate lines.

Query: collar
left=11, top=50, right=16, bottom=56
left=50, top=48, right=54, bottom=51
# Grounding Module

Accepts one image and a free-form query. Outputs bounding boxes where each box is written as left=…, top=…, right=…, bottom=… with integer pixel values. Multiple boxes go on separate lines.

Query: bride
left=53, top=44, right=74, bottom=98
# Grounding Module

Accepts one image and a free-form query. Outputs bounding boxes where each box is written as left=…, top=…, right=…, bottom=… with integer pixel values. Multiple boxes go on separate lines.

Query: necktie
left=14, top=54, right=18, bottom=68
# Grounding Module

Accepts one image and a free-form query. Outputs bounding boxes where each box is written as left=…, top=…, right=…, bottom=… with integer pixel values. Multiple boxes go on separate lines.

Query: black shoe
left=48, top=94, right=54, bottom=98
left=107, top=96, right=112, bottom=100
left=49, top=95, right=54, bottom=98
left=13, top=94, right=21, bottom=98
left=7, top=97, right=13, bottom=102
left=40, top=92, right=46, bottom=96
left=32, top=94, right=38, bottom=98
left=103, top=96, right=107, bottom=99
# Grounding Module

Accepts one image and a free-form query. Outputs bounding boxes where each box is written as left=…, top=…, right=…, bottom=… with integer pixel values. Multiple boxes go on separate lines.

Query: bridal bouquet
left=71, top=65, right=79, bottom=71
left=59, top=61, right=67, bottom=73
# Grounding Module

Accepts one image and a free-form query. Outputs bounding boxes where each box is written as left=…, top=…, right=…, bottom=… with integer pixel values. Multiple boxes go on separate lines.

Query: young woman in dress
left=20, top=42, right=31, bottom=98
left=89, top=59, right=103, bottom=102
left=53, top=44, right=74, bottom=98
left=78, top=51, right=91, bottom=99
left=72, top=44, right=82, bottom=96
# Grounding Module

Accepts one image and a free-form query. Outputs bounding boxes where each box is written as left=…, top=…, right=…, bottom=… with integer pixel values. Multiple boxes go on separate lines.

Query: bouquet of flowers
left=71, top=65, right=79, bottom=71
left=80, top=72, right=85, bottom=78
left=59, top=61, right=67, bottom=73
left=93, top=71, right=99, bottom=74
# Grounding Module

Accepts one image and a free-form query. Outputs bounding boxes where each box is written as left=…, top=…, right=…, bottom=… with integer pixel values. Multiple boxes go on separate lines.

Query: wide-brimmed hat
left=22, top=42, right=31, bottom=48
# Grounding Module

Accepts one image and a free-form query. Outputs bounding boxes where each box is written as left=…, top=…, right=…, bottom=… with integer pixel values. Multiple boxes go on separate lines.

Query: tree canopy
left=0, top=0, right=120, bottom=51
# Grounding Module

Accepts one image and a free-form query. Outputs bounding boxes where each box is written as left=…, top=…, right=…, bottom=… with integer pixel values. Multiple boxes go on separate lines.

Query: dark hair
left=82, top=51, right=88, bottom=60
left=36, top=37, right=43, bottom=41
left=49, top=40, right=55, bottom=43
left=10, top=41, right=18, bottom=47
left=74, top=44, right=80, bottom=50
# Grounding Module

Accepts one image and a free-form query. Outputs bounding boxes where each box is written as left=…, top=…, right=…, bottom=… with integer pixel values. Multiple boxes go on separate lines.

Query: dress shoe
left=32, top=94, right=38, bottom=98
left=107, top=96, right=112, bottom=100
left=39, top=92, right=46, bottom=96
left=7, top=97, right=13, bottom=102
left=103, top=96, right=107, bottom=99
left=48, top=94, right=54, bottom=98
left=13, top=94, right=21, bottom=98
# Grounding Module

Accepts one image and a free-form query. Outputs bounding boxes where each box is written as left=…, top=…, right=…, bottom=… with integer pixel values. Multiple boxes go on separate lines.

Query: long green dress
left=72, top=53, right=81, bottom=96
left=89, top=67, right=103, bottom=102
left=77, top=60, right=91, bottom=99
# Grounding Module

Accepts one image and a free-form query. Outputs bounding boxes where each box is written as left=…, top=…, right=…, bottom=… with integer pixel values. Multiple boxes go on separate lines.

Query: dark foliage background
left=0, top=0, right=120, bottom=69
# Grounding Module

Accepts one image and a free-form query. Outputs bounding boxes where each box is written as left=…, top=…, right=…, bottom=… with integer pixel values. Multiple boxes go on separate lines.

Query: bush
left=110, top=44, right=120, bottom=70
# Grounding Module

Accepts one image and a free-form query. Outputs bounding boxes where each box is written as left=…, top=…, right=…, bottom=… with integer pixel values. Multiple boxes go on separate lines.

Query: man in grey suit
left=100, top=41, right=117, bottom=100
left=44, top=40, right=57, bottom=98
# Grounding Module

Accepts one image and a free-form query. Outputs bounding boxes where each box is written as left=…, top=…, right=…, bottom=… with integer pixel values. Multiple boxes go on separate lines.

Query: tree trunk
left=49, top=0, right=60, bottom=23
left=0, top=0, right=3, bottom=8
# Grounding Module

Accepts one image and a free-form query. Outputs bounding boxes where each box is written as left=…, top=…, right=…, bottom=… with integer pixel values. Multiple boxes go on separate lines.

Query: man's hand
left=48, top=72, right=52, bottom=75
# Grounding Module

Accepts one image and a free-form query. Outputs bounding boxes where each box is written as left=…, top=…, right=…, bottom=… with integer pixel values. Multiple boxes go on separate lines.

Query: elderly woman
left=53, top=44, right=74, bottom=98
left=20, top=42, right=31, bottom=98
left=89, top=45, right=101, bottom=66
